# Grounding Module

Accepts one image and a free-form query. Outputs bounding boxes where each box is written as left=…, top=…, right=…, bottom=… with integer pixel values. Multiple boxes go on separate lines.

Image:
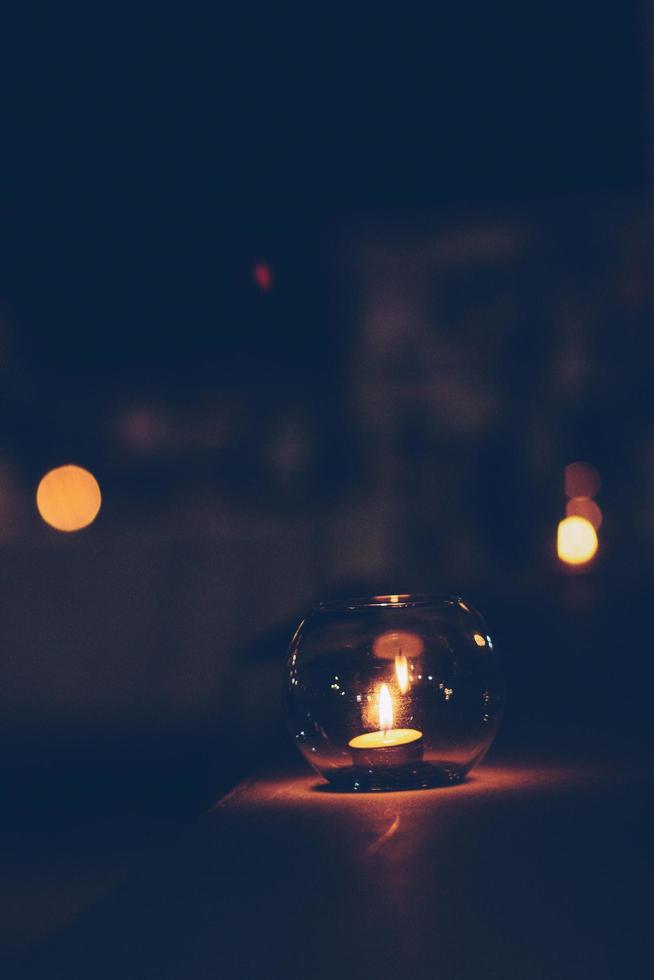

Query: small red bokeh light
left=253, top=261, right=273, bottom=292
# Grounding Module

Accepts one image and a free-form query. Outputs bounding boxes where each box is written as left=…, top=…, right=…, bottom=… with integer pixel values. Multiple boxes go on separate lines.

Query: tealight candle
left=349, top=683, right=423, bottom=770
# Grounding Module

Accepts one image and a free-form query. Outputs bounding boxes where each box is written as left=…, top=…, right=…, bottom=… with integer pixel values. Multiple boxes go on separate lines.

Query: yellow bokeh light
left=36, top=465, right=102, bottom=532
left=557, top=515, right=598, bottom=566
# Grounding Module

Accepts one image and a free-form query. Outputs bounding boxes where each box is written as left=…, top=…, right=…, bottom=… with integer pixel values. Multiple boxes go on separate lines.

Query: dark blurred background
left=0, top=2, right=653, bottom=959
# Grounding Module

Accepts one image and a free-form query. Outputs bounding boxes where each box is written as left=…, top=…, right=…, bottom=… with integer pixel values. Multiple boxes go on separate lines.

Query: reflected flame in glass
left=373, top=630, right=424, bottom=660
left=379, top=684, right=393, bottom=731
left=473, top=632, right=487, bottom=647
left=395, top=654, right=410, bottom=693
left=557, top=515, right=598, bottom=565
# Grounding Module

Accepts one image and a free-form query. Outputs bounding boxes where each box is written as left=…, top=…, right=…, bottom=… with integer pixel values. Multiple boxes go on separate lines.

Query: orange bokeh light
left=473, top=632, right=487, bottom=647
left=36, top=465, right=102, bottom=532
left=557, top=515, right=598, bottom=566
left=566, top=496, right=603, bottom=530
left=373, top=629, right=424, bottom=660
left=564, top=461, right=601, bottom=499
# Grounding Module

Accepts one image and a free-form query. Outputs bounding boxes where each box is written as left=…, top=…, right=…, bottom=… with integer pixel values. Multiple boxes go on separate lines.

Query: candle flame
left=379, top=683, right=393, bottom=732
left=395, top=653, right=410, bottom=693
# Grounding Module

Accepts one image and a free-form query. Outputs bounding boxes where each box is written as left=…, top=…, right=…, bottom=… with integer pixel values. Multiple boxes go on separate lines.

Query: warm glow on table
left=36, top=465, right=102, bottom=532
left=557, top=515, right=598, bottom=565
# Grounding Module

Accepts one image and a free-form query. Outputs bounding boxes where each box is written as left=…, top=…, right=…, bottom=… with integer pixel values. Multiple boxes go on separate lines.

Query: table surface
left=17, top=747, right=652, bottom=980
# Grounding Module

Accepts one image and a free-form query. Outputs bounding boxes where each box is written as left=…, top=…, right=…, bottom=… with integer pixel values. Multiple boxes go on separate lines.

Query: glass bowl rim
left=314, top=593, right=473, bottom=612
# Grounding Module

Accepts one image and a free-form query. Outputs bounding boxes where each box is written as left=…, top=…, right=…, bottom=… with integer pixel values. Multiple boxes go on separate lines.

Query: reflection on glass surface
left=373, top=630, right=424, bottom=660
left=394, top=654, right=410, bottom=694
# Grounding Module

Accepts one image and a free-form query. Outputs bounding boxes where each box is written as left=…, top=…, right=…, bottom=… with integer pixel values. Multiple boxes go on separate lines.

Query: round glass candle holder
left=285, top=594, right=503, bottom=791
